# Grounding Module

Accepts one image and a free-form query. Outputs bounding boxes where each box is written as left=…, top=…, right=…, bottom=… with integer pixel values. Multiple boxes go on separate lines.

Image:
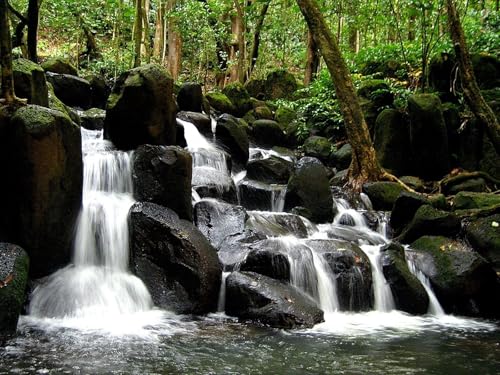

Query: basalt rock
left=177, top=82, right=203, bottom=112
left=46, top=72, right=91, bottom=109
left=13, top=58, right=48, bottom=107
left=215, top=114, right=249, bottom=165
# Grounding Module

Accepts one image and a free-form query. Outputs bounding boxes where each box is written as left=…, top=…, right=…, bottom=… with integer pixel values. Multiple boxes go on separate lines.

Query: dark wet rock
left=225, top=271, right=324, bottom=328
left=285, top=157, right=333, bottom=223
left=205, top=91, right=236, bottom=114
left=428, top=52, right=456, bottom=94
left=303, top=136, right=333, bottom=164
left=246, top=211, right=311, bottom=239
left=130, top=202, right=222, bottom=314
left=411, top=236, right=500, bottom=319
left=177, top=82, right=203, bottom=112
left=133, top=145, right=192, bottom=220
left=397, top=205, right=461, bottom=244
left=104, top=64, right=176, bottom=150
left=41, top=58, right=78, bottom=76
left=46, top=72, right=91, bottom=109
left=407, top=94, right=450, bottom=179
left=222, top=83, right=253, bottom=117
left=444, top=177, right=487, bottom=195
left=13, top=58, right=48, bottom=107
left=381, top=243, right=429, bottom=314
left=46, top=82, right=77, bottom=123
left=390, top=192, right=430, bottom=236
left=0, top=105, right=82, bottom=278
left=192, top=167, right=238, bottom=205
left=79, top=108, right=106, bottom=130
left=452, top=191, right=500, bottom=211
left=246, top=155, right=292, bottom=184
left=250, top=119, right=287, bottom=147
left=240, top=240, right=291, bottom=281
left=362, top=182, right=404, bottom=211
left=87, top=74, right=111, bottom=109
left=238, top=179, right=285, bottom=211
left=471, top=53, right=500, bottom=90
left=215, top=114, right=249, bottom=165
left=357, top=79, right=394, bottom=108
left=331, top=143, right=352, bottom=170
left=0, top=243, right=29, bottom=338
left=177, top=111, right=212, bottom=135
left=465, top=214, right=500, bottom=272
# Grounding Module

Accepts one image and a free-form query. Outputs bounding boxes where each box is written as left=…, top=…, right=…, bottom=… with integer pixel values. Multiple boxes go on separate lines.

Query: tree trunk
left=141, top=0, right=151, bottom=63
left=304, top=30, right=319, bottom=86
left=153, top=1, right=165, bottom=60
left=133, top=0, right=143, bottom=67
left=229, top=0, right=245, bottom=83
left=166, top=0, right=182, bottom=80
left=296, top=0, right=385, bottom=190
left=446, top=0, right=500, bottom=155
left=1, top=0, right=16, bottom=103
left=27, top=0, right=40, bottom=62
left=248, top=0, right=270, bottom=78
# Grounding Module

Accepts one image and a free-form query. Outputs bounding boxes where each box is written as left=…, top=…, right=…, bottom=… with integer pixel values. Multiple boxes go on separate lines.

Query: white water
left=217, top=271, right=231, bottom=312
left=270, top=185, right=287, bottom=212
left=407, top=256, right=445, bottom=315
left=28, top=129, right=153, bottom=323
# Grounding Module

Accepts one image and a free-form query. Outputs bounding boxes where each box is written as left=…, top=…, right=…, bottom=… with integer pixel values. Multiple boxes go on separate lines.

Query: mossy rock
left=263, top=70, right=298, bottom=100
left=275, top=106, right=297, bottom=127
left=0, top=243, right=29, bottom=337
left=46, top=82, right=74, bottom=123
left=250, top=119, right=286, bottom=148
left=399, top=176, right=424, bottom=191
left=245, top=79, right=266, bottom=99
left=452, top=191, right=500, bottom=211
left=411, top=236, right=500, bottom=318
left=390, top=191, right=430, bottom=236
left=41, top=58, right=78, bottom=76
left=471, top=53, right=500, bottom=89
left=465, top=214, right=500, bottom=272
left=222, top=83, right=253, bottom=117
left=357, top=79, right=394, bottom=108
left=303, top=135, right=332, bottom=163
left=80, top=108, right=106, bottom=131
left=206, top=91, right=236, bottom=115
left=428, top=52, right=456, bottom=93
left=12, top=58, right=48, bottom=107
left=253, top=106, right=273, bottom=120
left=246, top=155, right=293, bottom=184
left=362, top=181, right=404, bottom=211
left=331, top=143, right=352, bottom=170
left=216, top=113, right=249, bottom=165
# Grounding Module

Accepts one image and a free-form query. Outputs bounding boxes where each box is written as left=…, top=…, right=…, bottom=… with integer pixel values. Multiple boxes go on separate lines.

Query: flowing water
left=2, top=123, right=498, bottom=374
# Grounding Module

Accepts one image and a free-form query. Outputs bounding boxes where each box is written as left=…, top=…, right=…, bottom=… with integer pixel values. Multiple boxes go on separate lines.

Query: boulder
left=362, top=182, right=404, bottom=211
left=428, top=52, right=456, bottom=94
left=451, top=191, right=500, bottom=211
left=133, top=145, right=192, bottom=220
left=479, top=131, right=500, bottom=180
left=397, top=205, right=461, bottom=244
left=238, top=178, right=285, bottom=211
left=46, top=72, right=91, bottom=109
left=46, top=82, right=76, bottom=123
left=130, top=202, right=222, bottom=314
left=471, top=53, right=500, bottom=89
left=222, top=83, right=253, bottom=117
left=215, top=114, right=249, bottom=165
left=303, top=136, right=333, bottom=164
left=177, top=82, right=203, bottom=112
left=357, top=79, right=394, bottom=108
left=275, top=106, right=297, bottom=127
left=3, top=105, right=82, bottom=277
left=246, top=211, right=311, bottom=239
left=246, top=155, right=292, bottom=184
left=79, top=108, right=105, bottom=130
left=250, top=119, right=287, bottom=147
left=104, top=64, right=176, bottom=150
left=390, top=192, right=430, bottom=236
left=373, top=109, right=411, bottom=176
left=411, top=236, right=500, bottom=319
left=407, top=94, right=450, bottom=179
left=465, top=214, right=500, bottom=271
left=41, top=58, right=78, bottom=76
left=240, top=241, right=291, bottom=281
left=87, top=74, right=111, bottom=109
left=225, top=271, right=324, bottom=328
left=244, top=79, right=266, bottom=99
left=252, top=105, right=274, bottom=120
left=12, top=58, right=48, bottom=106
left=205, top=91, right=236, bottom=114
left=177, top=111, right=212, bottom=135
left=0, top=243, right=29, bottom=338
left=381, top=243, right=429, bottom=314
left=263, top=70, right=298, bottom=100
left=331, top=143, right=352, bottom=170
left=285, top=157, right=333, bottom=223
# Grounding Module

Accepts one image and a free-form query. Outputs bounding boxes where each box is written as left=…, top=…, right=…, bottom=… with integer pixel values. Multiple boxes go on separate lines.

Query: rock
left=104, top=64, right=176, bottom=150
left=205, top=91, right=236, bottom=114
left=471, top=53, right=500, bottom=89
left=0, top=243, right=29, bottom=338
left=399, top=176, right=424, bottom=191
left=275, top=106, right=297, bottom=127
left=381, top=243, right=429, bottom=314
left=46, top=82, right=76, bottom=123
left=246, top=155, right=292, bottom=184
left=428, top=52, right=456, bottom=94
left=177, top=82, right=203, bottom=112
left=46, top=72, right=91, bottom=109
left=411, top=236, right=500, bottom=319
left=252, top=105, right=274, bottom=120
left=465, top=214, right=500, bottom=272
left=12, top=58, right=48, bottom=106
left=87, top=74, right=110, bottom=109
left=215, top=114, right=249, bottom=165
left=285, top=157, right=333, bottom=223
left=390, top=192, right=430, bottom=236
left=222, top=83, right=253, bottom=117
left=246, top=211, right=311, bottom=239
left=133, top=145, right=192, bottom=220
left=362, top=182, right=404, bottom=211
left=373, top=109, right=411, bottom=176
left=79, top=108, right=106, bottom=130
left=194, top=199, right=247, bottom=249
left=130, top=202, right=221, bottom=314
left=41, top=58, right=78, bottom=76
left=303, top=136, right=333, bottom=164
left=177, top=111, right=212, bottom=135
left=397, top=205, right=461, bottom=244
left=225, top=271, right=324, bottom=328
left=444, top=177, right=487, bottom=195
left=407, top=94, right=450, bottom=179
left=3, top=105, right=82, bottom=277
left=238, top=179, right=284, bottom=211
left=250, top=119, right=287, bottom=147
left=357, top=79, right=394, bottom=108
left=240, top=240, right=291, bottom=281
left=452, top=191, right=500, bottom=211
left=244, top=79, right=266, bottom=99
left=479, top=131, right=500, bottom=180
left=262, top=70, right=298, bottom=100
left=331, top=143, right=352, bottom=170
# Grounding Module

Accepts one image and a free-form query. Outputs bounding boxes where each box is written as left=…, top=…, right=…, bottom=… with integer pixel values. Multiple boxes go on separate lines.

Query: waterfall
left=271, top=185, right=287, bottom=212
left=217, top=271, right=231, bottom=312
left=29, top=129, right=153, bottom=319
left=407, top=256, right=445, bottom=315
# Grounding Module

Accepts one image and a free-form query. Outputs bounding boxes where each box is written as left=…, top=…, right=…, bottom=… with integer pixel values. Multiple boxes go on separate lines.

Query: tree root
left=438, top=171, right=500, bottom=194
left=380, top=171, right=418, bottom=194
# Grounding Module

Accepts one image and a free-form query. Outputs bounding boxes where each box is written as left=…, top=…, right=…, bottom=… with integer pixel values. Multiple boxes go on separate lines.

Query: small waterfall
left=407, top=257, right=445, bottom=316
left=270, top=185, right=287, bottom=212
left=217, top=271, right=231, bottom=312
left=29, top=129, right=153, bottom=319
left=334, top=198, right=367, bottom=228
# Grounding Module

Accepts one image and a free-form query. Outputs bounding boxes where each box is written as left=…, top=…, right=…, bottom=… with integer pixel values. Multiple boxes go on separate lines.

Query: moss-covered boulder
left=362, top=182, right=404, bottom=211
left=0, top=243, right=29, bottom=338
left=12, top=58, right=48, bottom=106
left=79, top=107, right=106, bottom=130
left=479, top=131, right=500, bottom=180
left=41, top=58, right=78, bottom=76
left=46, top=72, right=91, bottom=109
left=275, top=106, right=297, bottom=127
left=250, top=119, right=287, bottom=147
left=411, top=236, right=500, bottom=318
left=465, top=214, right=500, bottom=272
left=104, top=64, right=176, bottom=150
left=215, top=114, right=249, bottom=165
left=2, top=105, right=82, bottom=277
left=373, top=109, right=411, bottom=176
left=177, top=82, right=203, bottom=113
left=87, top=74, right=110, bottom=109
left=331, top=143, right=352, bottom=170
left=357, top=79, right=394, bottom=108
left=46, top=82, right=76, bottom=123
left=381, top=243, right=429, bottom=314
left=390, top=191, right=431, bottom=236
left=428, top=52, right=456, bottom=94
left=285, top=157, right=333, bottom=223
left=263, top=70, right=298, bottom=100
left=222, top=83, right=253, bottom=117
left=407, top=94, right=450, bottom=179
left=246, top=155, right=293, bottom=184
left=397, top=205, right=461, bottom=244
left=253, top=105, right=273, bottom=120
left=303, top=135, right=332, bottom=164
left=245, top=79, right=266, bottom=99
left=452, top=191, right=500, bottom=211
left=205, top=91, right=236, bottom=114
left=225, top=271, right=323, bottom=328
left=132, top=145, right=192, bottom=221
left=471, top=53, right=500, bottom=89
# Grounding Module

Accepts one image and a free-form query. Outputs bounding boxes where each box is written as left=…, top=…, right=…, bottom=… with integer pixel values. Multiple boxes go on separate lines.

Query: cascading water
left=28, top=128, right=153, bottom=320
left=406, top=256, right=445, bottom=315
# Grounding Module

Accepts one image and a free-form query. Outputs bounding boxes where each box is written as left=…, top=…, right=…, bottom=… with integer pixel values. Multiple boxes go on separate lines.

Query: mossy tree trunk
left=1, top=0, right=16, bottom=103
left=304, top=30, right=320, bottom=86
left=248, top=0, right=270, bottom=78
left=133, top=0, right=143, bottom=67
left=296, top=0, right=385, bottom=190
left=445, top=0, right=500, bottom=155
left=166, top=0, right=182, bottom=80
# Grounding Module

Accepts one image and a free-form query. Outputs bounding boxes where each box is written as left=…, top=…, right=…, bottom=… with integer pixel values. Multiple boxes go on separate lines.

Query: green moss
left=357, top=79, right=389, bottom=98
left=13, top=105, right=58, bottom=136
left=453, top=192, right=500, bottom=210
left=47, top=82, right=71, bottom=121
left=222, top=83, right=252, bottom=115
left=408, top=93, right=441, bottom=112
left=41, top=58, right=78, bottom=76
left=303, top=136, right=332, bottom=160
left=13, top=58, right=44, bottom=75
left=275, top=107, right=297, bottom=126
left=411, top=235, right=456, bottom=285
left=206, top=91, right=236, bottom=114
